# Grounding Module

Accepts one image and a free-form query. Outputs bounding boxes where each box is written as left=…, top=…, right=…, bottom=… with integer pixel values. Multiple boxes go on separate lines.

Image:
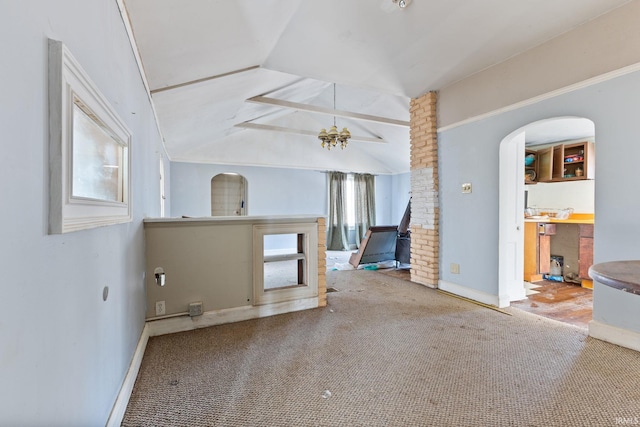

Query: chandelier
left=318, top=84, right=351, bottom=150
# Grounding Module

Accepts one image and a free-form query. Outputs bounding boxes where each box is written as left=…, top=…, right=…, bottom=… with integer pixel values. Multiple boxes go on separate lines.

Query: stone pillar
left=409, top=92, right=439, bottom=287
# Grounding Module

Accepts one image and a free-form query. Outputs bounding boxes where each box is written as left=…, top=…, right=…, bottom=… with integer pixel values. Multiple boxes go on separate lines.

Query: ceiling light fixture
left=318, top=84, right=351, bottom=150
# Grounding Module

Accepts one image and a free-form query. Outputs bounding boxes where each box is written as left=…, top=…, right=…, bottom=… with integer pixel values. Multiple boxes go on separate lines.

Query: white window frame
left=253, top=223, right=318, bottom=305
left=48, top=39, right=132, bottom=233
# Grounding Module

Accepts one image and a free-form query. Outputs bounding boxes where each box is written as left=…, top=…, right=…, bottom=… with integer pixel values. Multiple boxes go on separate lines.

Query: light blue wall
left=439, top=70, right=640, bottom=331
left=172, top=163, right=329, bottom=251
left=391, top=172, right=411, bottom=224
left=171, top=163, right=328, bottom=217
left=375, top=174, right=392, bottom=225
left=374, top=172, right=411, bottom=226
left=170, top=163, right=410, bottom=248
left=0, top=1, right=165, bottom=425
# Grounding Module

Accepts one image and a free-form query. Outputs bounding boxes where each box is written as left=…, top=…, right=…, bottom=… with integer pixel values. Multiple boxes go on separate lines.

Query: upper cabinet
left=525, top=141, right=594, bottom=184
left=525, top=149, right=538, bottom=184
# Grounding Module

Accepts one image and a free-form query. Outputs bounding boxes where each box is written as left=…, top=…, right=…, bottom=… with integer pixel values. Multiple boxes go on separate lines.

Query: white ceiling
left=525, top=117, right=595, bottom=147
left=123, top=0, right=627, bottom=174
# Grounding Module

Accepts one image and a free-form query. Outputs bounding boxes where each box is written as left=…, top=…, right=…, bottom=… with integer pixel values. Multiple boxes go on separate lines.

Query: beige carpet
left=122, top=270, right=640, bottom=426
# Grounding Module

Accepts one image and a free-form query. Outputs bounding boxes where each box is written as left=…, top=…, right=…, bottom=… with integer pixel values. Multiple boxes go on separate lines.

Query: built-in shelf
left=525, top=141, right=594, bottom=184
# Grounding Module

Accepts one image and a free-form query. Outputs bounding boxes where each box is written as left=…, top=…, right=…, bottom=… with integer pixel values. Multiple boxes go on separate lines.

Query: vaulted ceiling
left=123, top=0, right=628, bottom=174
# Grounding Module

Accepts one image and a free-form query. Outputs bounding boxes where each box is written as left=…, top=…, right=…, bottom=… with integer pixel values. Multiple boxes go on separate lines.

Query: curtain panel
left=354, top=173, right=376, bottom=247
left=326, top=171, right=349, bottom=250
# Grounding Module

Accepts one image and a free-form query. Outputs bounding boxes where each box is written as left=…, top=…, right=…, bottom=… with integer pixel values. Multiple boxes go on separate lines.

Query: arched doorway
left=211, top=173, right=247, bottom=216
left=499, top=117, right=595, bottom=316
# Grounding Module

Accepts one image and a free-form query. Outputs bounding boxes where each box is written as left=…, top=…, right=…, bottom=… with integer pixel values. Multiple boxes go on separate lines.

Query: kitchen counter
left=523, top=213, right=594, bottom=285
left=524, top=213, right=594, bottom=224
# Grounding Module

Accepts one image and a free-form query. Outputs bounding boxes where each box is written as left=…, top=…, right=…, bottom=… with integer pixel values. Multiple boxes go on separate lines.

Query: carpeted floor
left=122, top=270, right=640, bottom=426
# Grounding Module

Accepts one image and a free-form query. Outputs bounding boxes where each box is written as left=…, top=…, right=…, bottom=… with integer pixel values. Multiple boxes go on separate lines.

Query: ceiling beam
left=150, top=65, right=260, bottom=94
left=246, top=96, right=410, bottom=127
left=234, top=122, right=386, bottom=143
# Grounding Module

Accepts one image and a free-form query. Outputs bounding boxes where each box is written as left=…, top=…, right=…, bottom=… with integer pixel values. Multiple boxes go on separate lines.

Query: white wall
left=0, top=1, right=165, bottom=425
left=526, top=180, right=595, bottom=213
left=438, top=69, right=640, bottom=333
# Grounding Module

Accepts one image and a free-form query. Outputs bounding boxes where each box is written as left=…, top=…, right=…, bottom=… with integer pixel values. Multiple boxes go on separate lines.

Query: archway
left=211, top=173, right=247, bottom=216
left=498, top=117, right=595, bottom=309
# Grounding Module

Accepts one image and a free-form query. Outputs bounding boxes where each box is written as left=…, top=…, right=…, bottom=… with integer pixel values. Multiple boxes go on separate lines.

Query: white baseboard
left=146, top=297, right=319, bottom=337
left=438, top=280, right=501, bottom=307
left=588, top=320, right=640, bottom=352
left=106, top=323, right=150, bottom=427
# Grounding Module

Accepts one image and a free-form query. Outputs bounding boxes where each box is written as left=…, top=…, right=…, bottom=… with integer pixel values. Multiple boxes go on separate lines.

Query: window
left=48, top=39, right=131, bottom=233
left=346, top=174, right=356, bottom=227
left=71, top=100, right=126, bottom=202
left=327, top=171, right=376, bottom=250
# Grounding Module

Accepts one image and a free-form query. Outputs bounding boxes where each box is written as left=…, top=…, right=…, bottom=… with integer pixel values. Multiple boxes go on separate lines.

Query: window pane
left=72, top=103, right=123, bottom=202
left=346, top=174, right=355, bottom=226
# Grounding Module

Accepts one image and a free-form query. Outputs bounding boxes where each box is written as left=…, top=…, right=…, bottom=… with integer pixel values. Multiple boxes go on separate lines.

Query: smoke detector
left=392, top=0, right=412, bottom=9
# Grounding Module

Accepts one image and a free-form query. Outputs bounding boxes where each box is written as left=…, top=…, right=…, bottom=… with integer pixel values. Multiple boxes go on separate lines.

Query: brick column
left=410, top=92, right=439, bottom=287
left=317, top=217, right=327, bottom=307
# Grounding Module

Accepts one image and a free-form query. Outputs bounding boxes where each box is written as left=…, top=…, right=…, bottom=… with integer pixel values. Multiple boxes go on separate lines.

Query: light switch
left=461, top=183, right=472, bottom=193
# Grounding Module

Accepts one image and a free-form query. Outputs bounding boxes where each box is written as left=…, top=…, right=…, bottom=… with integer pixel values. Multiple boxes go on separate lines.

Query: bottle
left=575, top=167, right=583, bottom=177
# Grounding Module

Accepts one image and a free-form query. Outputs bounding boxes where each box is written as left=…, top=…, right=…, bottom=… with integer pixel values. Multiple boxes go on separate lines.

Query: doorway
left=159, top=156, right=165, bottom=217
left=498, top=117, right=595, bottom=328
left=211, top=173, right=247, bottom=216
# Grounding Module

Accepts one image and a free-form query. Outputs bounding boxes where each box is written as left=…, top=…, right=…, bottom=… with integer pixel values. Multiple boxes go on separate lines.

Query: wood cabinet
left=563, top=141, right=595, bottom=180
left=524, top=220, right=595, bottom=286
left=524, top=222, right=540, bottom=281
left=578, top=224, right=594, bottom=280
left=537, top=147, right=553, bottom=182
left=525, top=149, right=538, bottom=184
left=530, top=141, right=594, bottom=183
left=523, top=222, right=556, bottom=281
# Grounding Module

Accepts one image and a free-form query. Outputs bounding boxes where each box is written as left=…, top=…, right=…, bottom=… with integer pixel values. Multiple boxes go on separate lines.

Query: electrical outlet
left=450, top=263, right=460, bottom=274
left=155, top=300, right=166, bottom=316
left=461, top=183, right=472, bottom=194
left=188, top=301, right=203, bottom=317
